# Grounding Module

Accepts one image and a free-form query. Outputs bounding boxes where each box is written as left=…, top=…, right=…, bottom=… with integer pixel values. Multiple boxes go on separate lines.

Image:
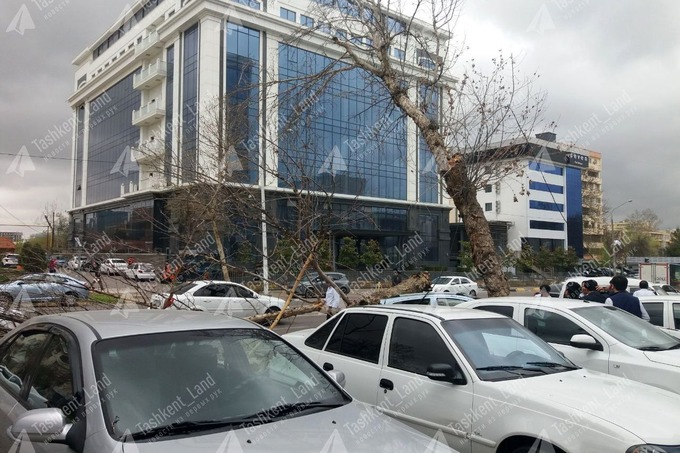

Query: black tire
left=263, top=306, right=281, bottom=326
left=61, top=293, right=77, bottom=307
left=469, top=290, right=477, bottom=297
left=341, top=286, right=350, bottom=294
left=304, top=288, right=316, bottom=298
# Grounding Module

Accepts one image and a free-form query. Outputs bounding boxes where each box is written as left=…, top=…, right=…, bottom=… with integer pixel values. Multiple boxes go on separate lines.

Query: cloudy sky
left=1, top=0, right=679, bottom=240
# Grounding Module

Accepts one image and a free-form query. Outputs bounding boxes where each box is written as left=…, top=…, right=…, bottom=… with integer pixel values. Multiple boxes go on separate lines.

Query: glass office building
left=69, top=0, right=451, bottom=267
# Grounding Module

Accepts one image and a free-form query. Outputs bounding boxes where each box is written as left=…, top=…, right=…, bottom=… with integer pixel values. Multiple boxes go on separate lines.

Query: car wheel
left=304, top=288, right=316, bottom=298
left=469, top=290, right=477, bottom=297
left=263, top=306, right=281, bottom=326
left=61, top=293, right=77, bottom=307
left=341, top=286, right=350, bottom=294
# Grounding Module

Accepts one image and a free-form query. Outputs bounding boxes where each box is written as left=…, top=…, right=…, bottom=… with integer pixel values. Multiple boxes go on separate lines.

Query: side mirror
left=570, top=334, right=603, bottom=351
left=426, top=363, right=466, bottom=385
left=327, top=370, right=346, bottom=388
left=9, top=408, right=70, bottom=443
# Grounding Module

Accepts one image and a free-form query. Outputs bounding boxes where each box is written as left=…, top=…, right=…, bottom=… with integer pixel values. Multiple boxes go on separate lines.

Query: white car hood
left=493, top=369, right=680, bottom=444
left=110, top=402, right=455, bottom=452
left=644, top=349, right=680, bottom=367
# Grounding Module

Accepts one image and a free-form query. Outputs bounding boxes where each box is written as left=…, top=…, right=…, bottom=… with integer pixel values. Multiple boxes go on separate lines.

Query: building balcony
left=133, top=59, right=167, bottom=90
left=132, top=98, right=165, bottom=126
left=131, top=139, right=164, bottom=166
left=135, top=31, right=163, bottom=58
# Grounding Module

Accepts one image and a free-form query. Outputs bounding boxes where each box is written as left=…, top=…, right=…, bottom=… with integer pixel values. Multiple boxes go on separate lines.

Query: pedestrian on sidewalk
left=323, top=280, right=342, bottom=320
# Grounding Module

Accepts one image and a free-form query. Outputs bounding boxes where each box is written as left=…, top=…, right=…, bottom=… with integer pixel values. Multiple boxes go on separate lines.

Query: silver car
left=0, top=310, right=456, bottom=452
left=0, top=273, right=89, bottom=306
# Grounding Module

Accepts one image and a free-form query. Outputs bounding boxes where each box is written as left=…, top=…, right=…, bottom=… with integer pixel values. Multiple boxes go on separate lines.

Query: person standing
left=582, top=280, right=607, bottom=303
left=633, top=280, right=657, bottom=297
left=324, top=280, right=342, bottom=320
left=392, top=270, right=403, bottom=286
left=605, top=275, right=650, bottom=321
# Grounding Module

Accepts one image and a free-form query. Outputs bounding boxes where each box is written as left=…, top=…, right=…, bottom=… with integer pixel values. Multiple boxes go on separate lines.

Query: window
left=29, top=335, right=75, bottom=415
left=305, top=316, right=341, bottom=350
left=642, top=302, right=664, bottom=327
left=484, top=184, right=492, bottom=193
left=0, top=332, right=51, bottom=396
left=474, top=305, right=514, bottom=318
left=524, top=308, right=587, bottom=345
left=300, top=14, right=314, bottom=27
left=326, top=313, right=387, bottom=363
left=485, top=203, right=493, bottom=212
left=388, top=318, right=456, bottom=375
left=393, top=297, right=429, bottom=305
left=674, top=304, right=680, bottom=330
left=393, top=48, right=405, bottom=60
left=280, top=7, right=296, bottom=21
left=529, top=181, right=564, bottom=194
left=529, top=200, right=564, bottom=212
left=436, top=297, right=466, bottom=307
left=530, top=220, right=565, bottom=231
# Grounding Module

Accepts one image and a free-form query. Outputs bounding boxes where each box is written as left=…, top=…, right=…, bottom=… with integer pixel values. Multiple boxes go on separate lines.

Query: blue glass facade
left=530, top=200, right=564, bottom=212
left=86, top=74, right=141, bottom=205
left=74, top=105, right=85, bottom=208
left=164, top=45, right=174, bottom=184
left=418, top=84, right=440, bottom=203
left=529, top=181, right=563, bottom=194
left=566, top=166, right=584, bottom=257
left=226, top=23, right=260, bottom=184
left=84, top=200, right=154, bottom=250
left=530, top=220, right=565, bottom=231
left=278, top=44, right=407, bottom=199
left=181, top=24, right=199, bottom=182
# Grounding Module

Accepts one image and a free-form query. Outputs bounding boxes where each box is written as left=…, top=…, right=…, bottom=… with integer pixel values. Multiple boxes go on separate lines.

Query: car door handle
left=323, top=362, right=334, bottom=371
left=379, top=379, right=394, bottom=391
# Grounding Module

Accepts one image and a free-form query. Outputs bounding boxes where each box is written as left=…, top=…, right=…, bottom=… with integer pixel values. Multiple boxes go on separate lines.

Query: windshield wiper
left=525, top=361, right=580, bottom=370
left=128, top=419, right=247, bottom=440
left=242, top=401, right=347, bottom=421
left=475, top=365, right=547, bottom=375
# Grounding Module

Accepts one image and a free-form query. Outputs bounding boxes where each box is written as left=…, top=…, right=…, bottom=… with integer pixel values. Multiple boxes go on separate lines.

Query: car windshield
left=139, top=264, right=154, bottom=271
left=111, top=259, right=126, bottom=264
left=172, top=282, right=198, bottom=295
left=442, top=317, right=577, bottom=381
left=572, top=306, right=680, bottom=350
left=93, top=329, right=349, bottom=441
left=432, top=277, right=452, bottom=285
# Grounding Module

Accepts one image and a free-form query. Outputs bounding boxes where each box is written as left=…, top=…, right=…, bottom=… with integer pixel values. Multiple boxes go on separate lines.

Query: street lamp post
left=611, top=199, right=632, bottom=275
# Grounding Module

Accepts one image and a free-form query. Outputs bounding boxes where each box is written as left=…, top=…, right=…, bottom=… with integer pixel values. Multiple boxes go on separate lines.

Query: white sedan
left=459, top=297, right=680, bottom=395
left=124, top=262, right=156, bottom=281
left=285, top=305, right=680, bottom=453
left=100, top=258, right=128, bottom=275
left=430, top=275, right=478, bottom=296
left=151, top=280, right=284, bottom=318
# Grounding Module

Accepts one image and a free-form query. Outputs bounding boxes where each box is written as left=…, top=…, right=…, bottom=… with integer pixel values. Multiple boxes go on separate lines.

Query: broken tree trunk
left=353, top=271, right=432, bottom=305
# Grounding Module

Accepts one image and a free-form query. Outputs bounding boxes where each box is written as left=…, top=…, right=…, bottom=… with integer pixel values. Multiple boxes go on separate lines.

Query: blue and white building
left=475, top=132, right=590, bottom=258
left=68, top=0, right=453, bottom=267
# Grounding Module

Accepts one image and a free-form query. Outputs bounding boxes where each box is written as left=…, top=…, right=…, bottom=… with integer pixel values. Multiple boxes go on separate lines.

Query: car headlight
left=627, top=446, right=680, bottom=453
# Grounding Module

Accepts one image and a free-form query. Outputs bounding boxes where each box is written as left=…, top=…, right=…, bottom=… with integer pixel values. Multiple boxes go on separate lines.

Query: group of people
left=537, top=276, right=654, bottom=321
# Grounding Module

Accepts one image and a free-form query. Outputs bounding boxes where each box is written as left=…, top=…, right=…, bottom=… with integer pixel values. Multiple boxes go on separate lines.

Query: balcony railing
left=133, top=59, right=167, bottom=90
left=132, top=98, right=165, bottom=126
left=131, top=139, right=164, bottom=166
left=135, top=31, right=163, bottom=57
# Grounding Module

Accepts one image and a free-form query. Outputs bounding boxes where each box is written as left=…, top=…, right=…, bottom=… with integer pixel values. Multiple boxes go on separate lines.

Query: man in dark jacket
left=582, top=279, right=607, bottom=303
left=605, top=275, right=650, bottom=321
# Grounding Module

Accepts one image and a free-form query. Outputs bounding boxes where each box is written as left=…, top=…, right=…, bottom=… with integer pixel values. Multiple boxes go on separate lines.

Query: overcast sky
left=1, top=0, right=679, bottom=240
